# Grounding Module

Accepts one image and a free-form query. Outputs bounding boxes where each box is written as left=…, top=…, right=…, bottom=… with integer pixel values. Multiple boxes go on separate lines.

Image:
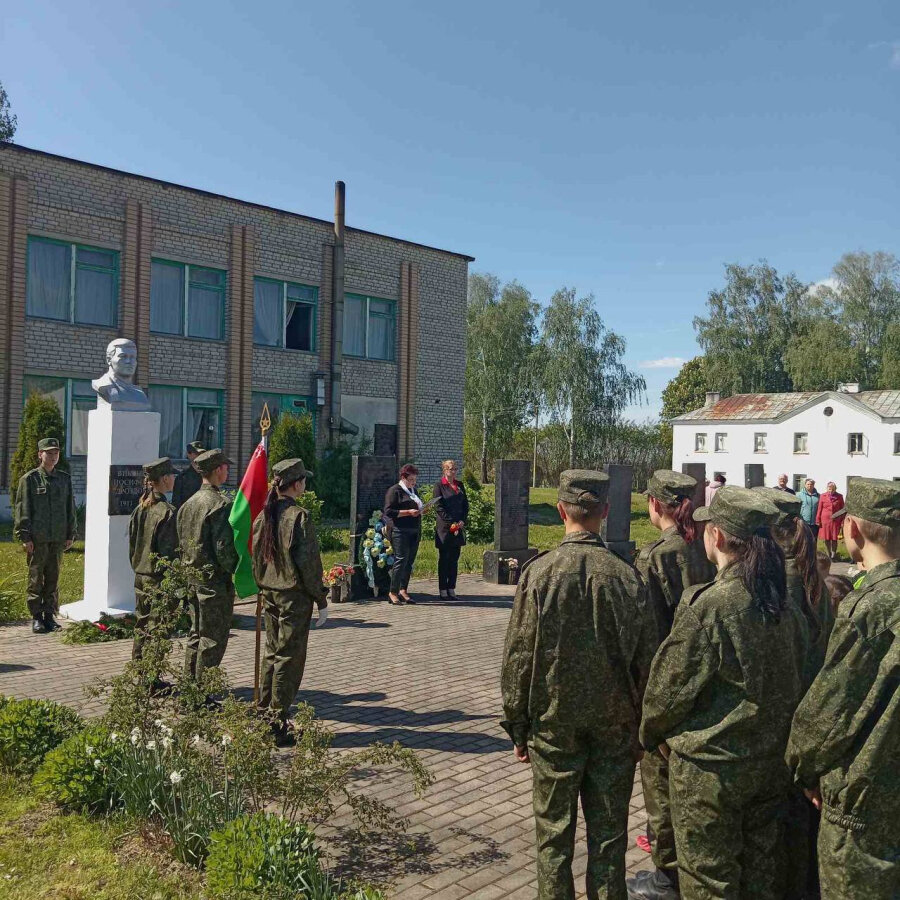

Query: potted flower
left=501, top=556, right=521, bottom=586
left=324, top=565, right=354, bottom=604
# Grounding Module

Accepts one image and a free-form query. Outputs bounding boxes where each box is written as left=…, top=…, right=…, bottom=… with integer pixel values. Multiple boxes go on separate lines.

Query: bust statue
left=92, top=339, right=151, bottom=411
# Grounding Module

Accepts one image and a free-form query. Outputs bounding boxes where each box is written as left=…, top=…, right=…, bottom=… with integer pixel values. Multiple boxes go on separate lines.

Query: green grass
left=0, top=773, right=202, bottom=900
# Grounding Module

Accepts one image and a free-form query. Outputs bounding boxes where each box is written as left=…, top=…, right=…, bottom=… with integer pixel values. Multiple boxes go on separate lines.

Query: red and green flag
left=229, top=440, right=269, bottom=599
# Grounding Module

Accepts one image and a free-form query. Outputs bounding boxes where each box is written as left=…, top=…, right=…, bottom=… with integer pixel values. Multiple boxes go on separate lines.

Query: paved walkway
left=1, top=574, right=654, bottom=898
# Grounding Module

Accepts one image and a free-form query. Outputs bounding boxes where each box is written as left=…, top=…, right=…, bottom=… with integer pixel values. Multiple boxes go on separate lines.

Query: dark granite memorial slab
left=483, top=459, right=537, bottom=583
left=744, top=464, right=765, bottom=488
left=348, top=455, right=397, bottom=600
left=108, top=464, right=145, bottom=516
left=681, top=463, right=707, bottom=510
left=602, top=463, right=635, bottom=562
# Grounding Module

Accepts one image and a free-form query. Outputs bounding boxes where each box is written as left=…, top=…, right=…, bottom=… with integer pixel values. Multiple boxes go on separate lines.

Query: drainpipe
left=330, top=181, right=345, bottom=445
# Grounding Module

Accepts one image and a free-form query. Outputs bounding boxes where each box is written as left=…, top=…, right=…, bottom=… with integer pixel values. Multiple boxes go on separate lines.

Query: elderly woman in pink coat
left=816, top=481, right=845, bottom=560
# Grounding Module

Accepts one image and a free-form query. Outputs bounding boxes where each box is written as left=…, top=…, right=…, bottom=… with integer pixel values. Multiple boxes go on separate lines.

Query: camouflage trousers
left=640, top=748, right=677, bottom=871
left=259, top=589, right=314, bottom=722
left=529, top=732, right=635, bottom=900
left=183, top=580, right=235, bottom=681
left=817, top=811, right=899, bottom=899
left=669, top=754, right=789, bottom=900
left=26, top=541, right=65, bottom=618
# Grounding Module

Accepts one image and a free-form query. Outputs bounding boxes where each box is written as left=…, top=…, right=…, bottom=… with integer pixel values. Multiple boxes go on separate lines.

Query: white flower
left=161, top=736, right=173, bottom=751
left=130, top=732, right=140, bottom=746
left=109, top=733, right=118, bottom=743
left=85, top=745, right=94, bottom=758
left=146, top=740, right=157, bottom=751
left=190, top=734, right=201, bottom=747
left=154, top=719, right=164, bottom=729
left=169, top=770, right=183, bottom=785
left=93, top=759, right=102, bottom=770
left=221, top=734, right=232, bottom=747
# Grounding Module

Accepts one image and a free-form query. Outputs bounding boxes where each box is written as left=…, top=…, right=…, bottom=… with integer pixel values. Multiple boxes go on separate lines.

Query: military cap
left=186, top=441, right=205, bottom=455
left=194, top=448, right=234, bottom=474
left=693, top=484, right=780, bottom=539
left=840, top=477, right=900, bottom=527
left=558, top=469, right=610, bottom=507
left=645, top=469, right=697, bottom=505
left=272, top=457, right=313, bottom=482
left=37, top=437, right=60, bottom=451
left=752, top=486, right=801, bottom=525
left=143, top=457, right=175, bottom=480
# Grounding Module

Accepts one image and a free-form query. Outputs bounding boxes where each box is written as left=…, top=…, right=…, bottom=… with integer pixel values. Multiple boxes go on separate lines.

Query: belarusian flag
left=229, top=441, right=269, bottom=599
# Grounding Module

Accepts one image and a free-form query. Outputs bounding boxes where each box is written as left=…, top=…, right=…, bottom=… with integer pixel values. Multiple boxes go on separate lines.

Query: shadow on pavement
left=329, top=727, right=508, bottom=754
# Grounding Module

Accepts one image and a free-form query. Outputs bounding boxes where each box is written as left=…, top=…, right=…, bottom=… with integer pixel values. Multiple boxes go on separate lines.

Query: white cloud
left=639, top=356, right=687, bottom=370
left=808, top=277, right=837, bottom=297
left=868, top=40, right=900, bottom=70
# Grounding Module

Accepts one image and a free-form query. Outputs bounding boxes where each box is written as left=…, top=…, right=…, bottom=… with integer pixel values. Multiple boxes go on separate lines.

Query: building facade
left=672, top=389, right=900, bottom=495
left=0, top=144, right=471, bottom=512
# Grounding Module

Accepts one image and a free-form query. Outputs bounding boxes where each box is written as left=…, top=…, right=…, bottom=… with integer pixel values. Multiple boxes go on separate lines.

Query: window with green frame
left=150, top=259, right=226, bottom=340
left=147, top=385, right=223, bottom=459
left=22, top=374, right=97, bottom=456
left=26, top=236, right=119, bottom=327
left=253, top=278, right=317, bottom=351
left=343, top=294, right=395, bottom=361
left=250, top=392, right=316, bottom=446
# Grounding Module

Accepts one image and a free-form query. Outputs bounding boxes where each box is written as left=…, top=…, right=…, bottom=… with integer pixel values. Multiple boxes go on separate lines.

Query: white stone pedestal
left=60, top=405, right=160, bottom=621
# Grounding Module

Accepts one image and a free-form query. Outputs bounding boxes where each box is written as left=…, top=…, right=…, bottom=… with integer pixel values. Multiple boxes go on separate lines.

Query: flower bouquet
left=501, top=556, right=521, bottom=585
left=362, top=511, right=395, bottom=590
left=323, top=564, right=354, bottom=604
left=449, top=521, right=464, bottom=537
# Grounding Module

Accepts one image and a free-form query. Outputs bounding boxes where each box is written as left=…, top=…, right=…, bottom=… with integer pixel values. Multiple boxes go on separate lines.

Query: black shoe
left=44, top=616, right=62, bottom=632
left=32, top=618, right=48, bottom=634
left=626, top=868, right=680, bottom=900
left=149, top=679, right=173, bottom=696
left=271, top=721, right=296, bottom=748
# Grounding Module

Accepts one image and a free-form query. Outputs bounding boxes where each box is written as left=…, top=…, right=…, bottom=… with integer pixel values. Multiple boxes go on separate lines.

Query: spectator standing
left=774, top=473, right=796, bottom=494
left=172, top=441, right=205, bottom=509
left=798, top=479, right=820, bottom=537
left=705, top=473, right=725, bottom=506
left=816, top=482, right=845, bottom=560
left=384, top=463, right=423, bottom=605
left=433, top=460, right=469, bottom=599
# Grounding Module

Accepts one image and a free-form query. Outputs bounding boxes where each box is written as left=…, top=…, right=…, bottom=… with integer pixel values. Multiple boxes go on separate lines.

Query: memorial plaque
left=348, top=455, right=398, bottom=600
left=744, top=464, right=765, bottom=488
left=681, top=463, right=707, bottom=510
left=108, top=464, right=145, bottom=516
left=373, top=424, right=397, bottom=457
left=494, top=459, right=531, bottom=551
left=600, top=463, right=635, bottom=561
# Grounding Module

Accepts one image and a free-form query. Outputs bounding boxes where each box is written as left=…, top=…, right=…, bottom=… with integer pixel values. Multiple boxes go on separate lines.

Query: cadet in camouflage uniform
left=251, top=458, right=328, bottom=747
left=13, top=437, right=77, bottom=634
left=629, top=471, right=715, bottom=900
left=501, top=470, right=657, bottom=900
left=786, top=477, right=900, bottom=900
left=128, top=458, right=178, bottom=661
left=177, top=448, right=239, bottom=681
left=172, top=441, right=204, bottom=510
left=640, top=486, right=809, bottom=900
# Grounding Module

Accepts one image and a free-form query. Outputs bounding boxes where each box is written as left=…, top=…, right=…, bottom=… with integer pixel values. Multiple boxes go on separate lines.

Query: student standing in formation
left=640, top=486, right=809, bottom=900
left=172, top=441, right=205, bottom=509
left=628, top=470, right=715, bottom=900
left=251, top=458, right=329, bottom=747
left=501, top=470, right=657, bottom=900
left=178, top=449, right=239, bottom=685
left=786, top=477, right=900, bottom=900
left=128, top=458, right=178, bottom=663
left=13, top=437, right=76, bottom=634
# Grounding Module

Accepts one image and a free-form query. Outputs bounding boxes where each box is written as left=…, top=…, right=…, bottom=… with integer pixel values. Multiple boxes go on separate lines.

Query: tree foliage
left=267, top=413, right=315, bottom=478
left=660, top=356, right=713, bottom=420
left=880, top=321, right=900, bottom=390
left=10, top=393, right=69, bottom=506
left=0, top=81, right=16, bottom=142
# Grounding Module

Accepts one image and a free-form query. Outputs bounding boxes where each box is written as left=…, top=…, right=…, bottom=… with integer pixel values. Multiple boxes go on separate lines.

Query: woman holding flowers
left=433, top=460, right=469, bottom=599
left=384, top=463, right=423, bottom=605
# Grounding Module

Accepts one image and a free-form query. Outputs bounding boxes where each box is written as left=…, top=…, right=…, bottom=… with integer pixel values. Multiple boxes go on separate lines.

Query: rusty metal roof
left=675, top=390, right=900, bottom=422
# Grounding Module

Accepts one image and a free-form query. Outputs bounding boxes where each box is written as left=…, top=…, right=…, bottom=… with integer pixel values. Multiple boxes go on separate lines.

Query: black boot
left=43, top=615, right=62, bottom=632
left=271, top=721, right=296, bottom=748
left=32, top=618, right=48, bottom=634
left=627, top=868, right=680, bottom=900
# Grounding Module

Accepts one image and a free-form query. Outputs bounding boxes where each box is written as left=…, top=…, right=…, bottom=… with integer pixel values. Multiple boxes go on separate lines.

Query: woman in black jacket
left=433, top=460, right=469, bottom=599
left=383, top=463, right=423, bottom=605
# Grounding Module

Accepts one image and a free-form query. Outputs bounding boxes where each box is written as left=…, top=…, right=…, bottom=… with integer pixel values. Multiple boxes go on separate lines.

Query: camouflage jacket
left=786, top=559, right=900, bottom=833
left=500, top=530, right=656, bottom=753
left=176, top=484, right=238, bottom=585
left=129, top=493, right=178, bottom=576
left=636, top=525, right=715, bottom=641
left=172, top=464, right=202, bottom=509
left=13, top=466, right=77, bottom=544
left=640, top=564, right=809, bottom=762
left=784, top=555, right=835, bottom=688
left=251, top=499, right=327, bottom=607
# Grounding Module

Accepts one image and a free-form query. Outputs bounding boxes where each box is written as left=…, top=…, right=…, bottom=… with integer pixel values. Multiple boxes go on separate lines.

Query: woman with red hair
left=383, top=463, right=423, bottom=605
left=816, top=481, right=845, bottom=560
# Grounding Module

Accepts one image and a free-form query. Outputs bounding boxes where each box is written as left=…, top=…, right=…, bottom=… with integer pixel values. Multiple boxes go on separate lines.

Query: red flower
left=95, top=622, right=108, bottom=632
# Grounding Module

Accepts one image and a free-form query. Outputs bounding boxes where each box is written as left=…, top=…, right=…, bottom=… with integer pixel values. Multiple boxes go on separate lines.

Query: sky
left=3, top=1, right=899, bottom=418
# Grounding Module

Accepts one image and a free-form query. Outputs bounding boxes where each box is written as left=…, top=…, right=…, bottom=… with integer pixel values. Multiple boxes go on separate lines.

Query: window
left=27, top=237, right=118, bottom=327
left=848, top=433, right=864, bottom=455
left=714, top=433, right=727, bottom=452
left=793, top=474, right=806, bottom=493
left=250, top=392, right=315, bottom=446
left=150, top=260, right=225, bottom=340
left=22, top=375, right=96, bottom=456
left=253, top=279, right=317, bottom=351
left=695, top=433, right=707, bottom=452
left=343, top=294, right=395, bottom=361
left=754, top=433, right=767, bottom=453
left=793, top=432, right=808, bottom=453
left=147, top=386, right=222, bottom=459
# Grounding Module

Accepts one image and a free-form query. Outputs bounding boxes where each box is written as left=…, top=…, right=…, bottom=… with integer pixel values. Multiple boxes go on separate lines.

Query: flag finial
left=260, top=402, right=272, bottom=437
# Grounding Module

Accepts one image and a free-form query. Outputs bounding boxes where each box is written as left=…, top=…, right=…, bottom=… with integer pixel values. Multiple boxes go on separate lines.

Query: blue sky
left=3, top=1, right=899, bottom=418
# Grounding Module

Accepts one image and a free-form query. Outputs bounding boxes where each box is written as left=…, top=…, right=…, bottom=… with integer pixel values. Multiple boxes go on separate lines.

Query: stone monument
left=601, top=463, right=635, bottom=561
left=681, top=462, right=707, bottom=510
left=348, top=455, right=398, bottom=600
left=483, top=459, right=538, bottom=584
left=744, top=464, right=765, bottom=488
left=60, top=339, right=160, bottom=621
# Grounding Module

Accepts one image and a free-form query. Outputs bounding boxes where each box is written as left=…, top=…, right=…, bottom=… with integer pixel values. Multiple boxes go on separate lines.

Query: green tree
left=0, top=81, right=16, bottom=142
left=464, top=273, right=538, bottom=482
left=880, top=321, right=900, bottom=389
left=9, top=393, right=68, bottom=506
left=540, top=287, right=645, bottom=468
left=660, top=356, right=713, bottom=419
left=785, top=318, right=863, bottom=391
left=267, top=413, right=315, bottom=479
left=694, top=262, right=807, bottom=395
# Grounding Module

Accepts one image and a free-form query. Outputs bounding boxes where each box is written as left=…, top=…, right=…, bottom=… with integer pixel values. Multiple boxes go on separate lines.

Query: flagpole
left=253, top=403, right=272, bottom=706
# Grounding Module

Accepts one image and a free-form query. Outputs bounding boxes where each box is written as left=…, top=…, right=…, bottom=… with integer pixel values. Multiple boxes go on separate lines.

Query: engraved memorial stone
left=348, top=455, right=398, bottom=600
left=108, top=464, right=145, bottom=516
left=483, top=459, right=538, bottom=584
left=601, top=463, right=635, bottom=561
left=681, top=462, right=707, bottom=511
left=744, top=463, right=765, bottom=488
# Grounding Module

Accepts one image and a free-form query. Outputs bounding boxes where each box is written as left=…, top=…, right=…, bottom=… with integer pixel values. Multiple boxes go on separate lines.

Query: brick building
left=0, top=143, right=472, bottom=512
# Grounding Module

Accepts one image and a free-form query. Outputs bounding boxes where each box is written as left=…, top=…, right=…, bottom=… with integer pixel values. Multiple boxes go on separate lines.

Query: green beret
left=38, top=437, right=60, bottom=451
left=842, top=477, right=900, bottom=528
left=558, top=469, right=609, bottom=507
left=194, top=448, right=234, bottom=474
left=187, top=441, right=205, bottom=455
left=693, top=485, right=780, bottom=539
left=272, top=457, right=313, bottom=482
left=645, top=469, right=697, bottom=506
left=143, top=457, right=175, bottom=480
left=752, top=486, right=801, bottom=525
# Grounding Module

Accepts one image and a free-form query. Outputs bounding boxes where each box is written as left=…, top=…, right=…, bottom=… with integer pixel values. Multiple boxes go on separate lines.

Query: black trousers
left=438, top=544, right=461, bottom=591
left=390, top=529, right=420, bottom=593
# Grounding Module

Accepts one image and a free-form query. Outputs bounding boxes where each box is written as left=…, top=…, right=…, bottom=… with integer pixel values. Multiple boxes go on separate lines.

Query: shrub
left=0, top=572, right=28, bottom=624
left=298, top=491, right=342, bottom=553
left=206, top=812, right=319, bottom=899
left=33, top=721, right=120, bottom=812
left=9, top=392, right=69, bottom=506
left=268, top=412, right=316, bottom=477
left=419, top=483, right=494, bottom=544
left=0, top=698, right=82, bottom=775
left=315, top=431, right=372, bottom=519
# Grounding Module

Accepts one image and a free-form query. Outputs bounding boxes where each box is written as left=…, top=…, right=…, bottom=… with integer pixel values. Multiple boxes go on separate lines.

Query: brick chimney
left=837, top=382, right=860, bottom=394
left=705, top=391, right=721, bottom=407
